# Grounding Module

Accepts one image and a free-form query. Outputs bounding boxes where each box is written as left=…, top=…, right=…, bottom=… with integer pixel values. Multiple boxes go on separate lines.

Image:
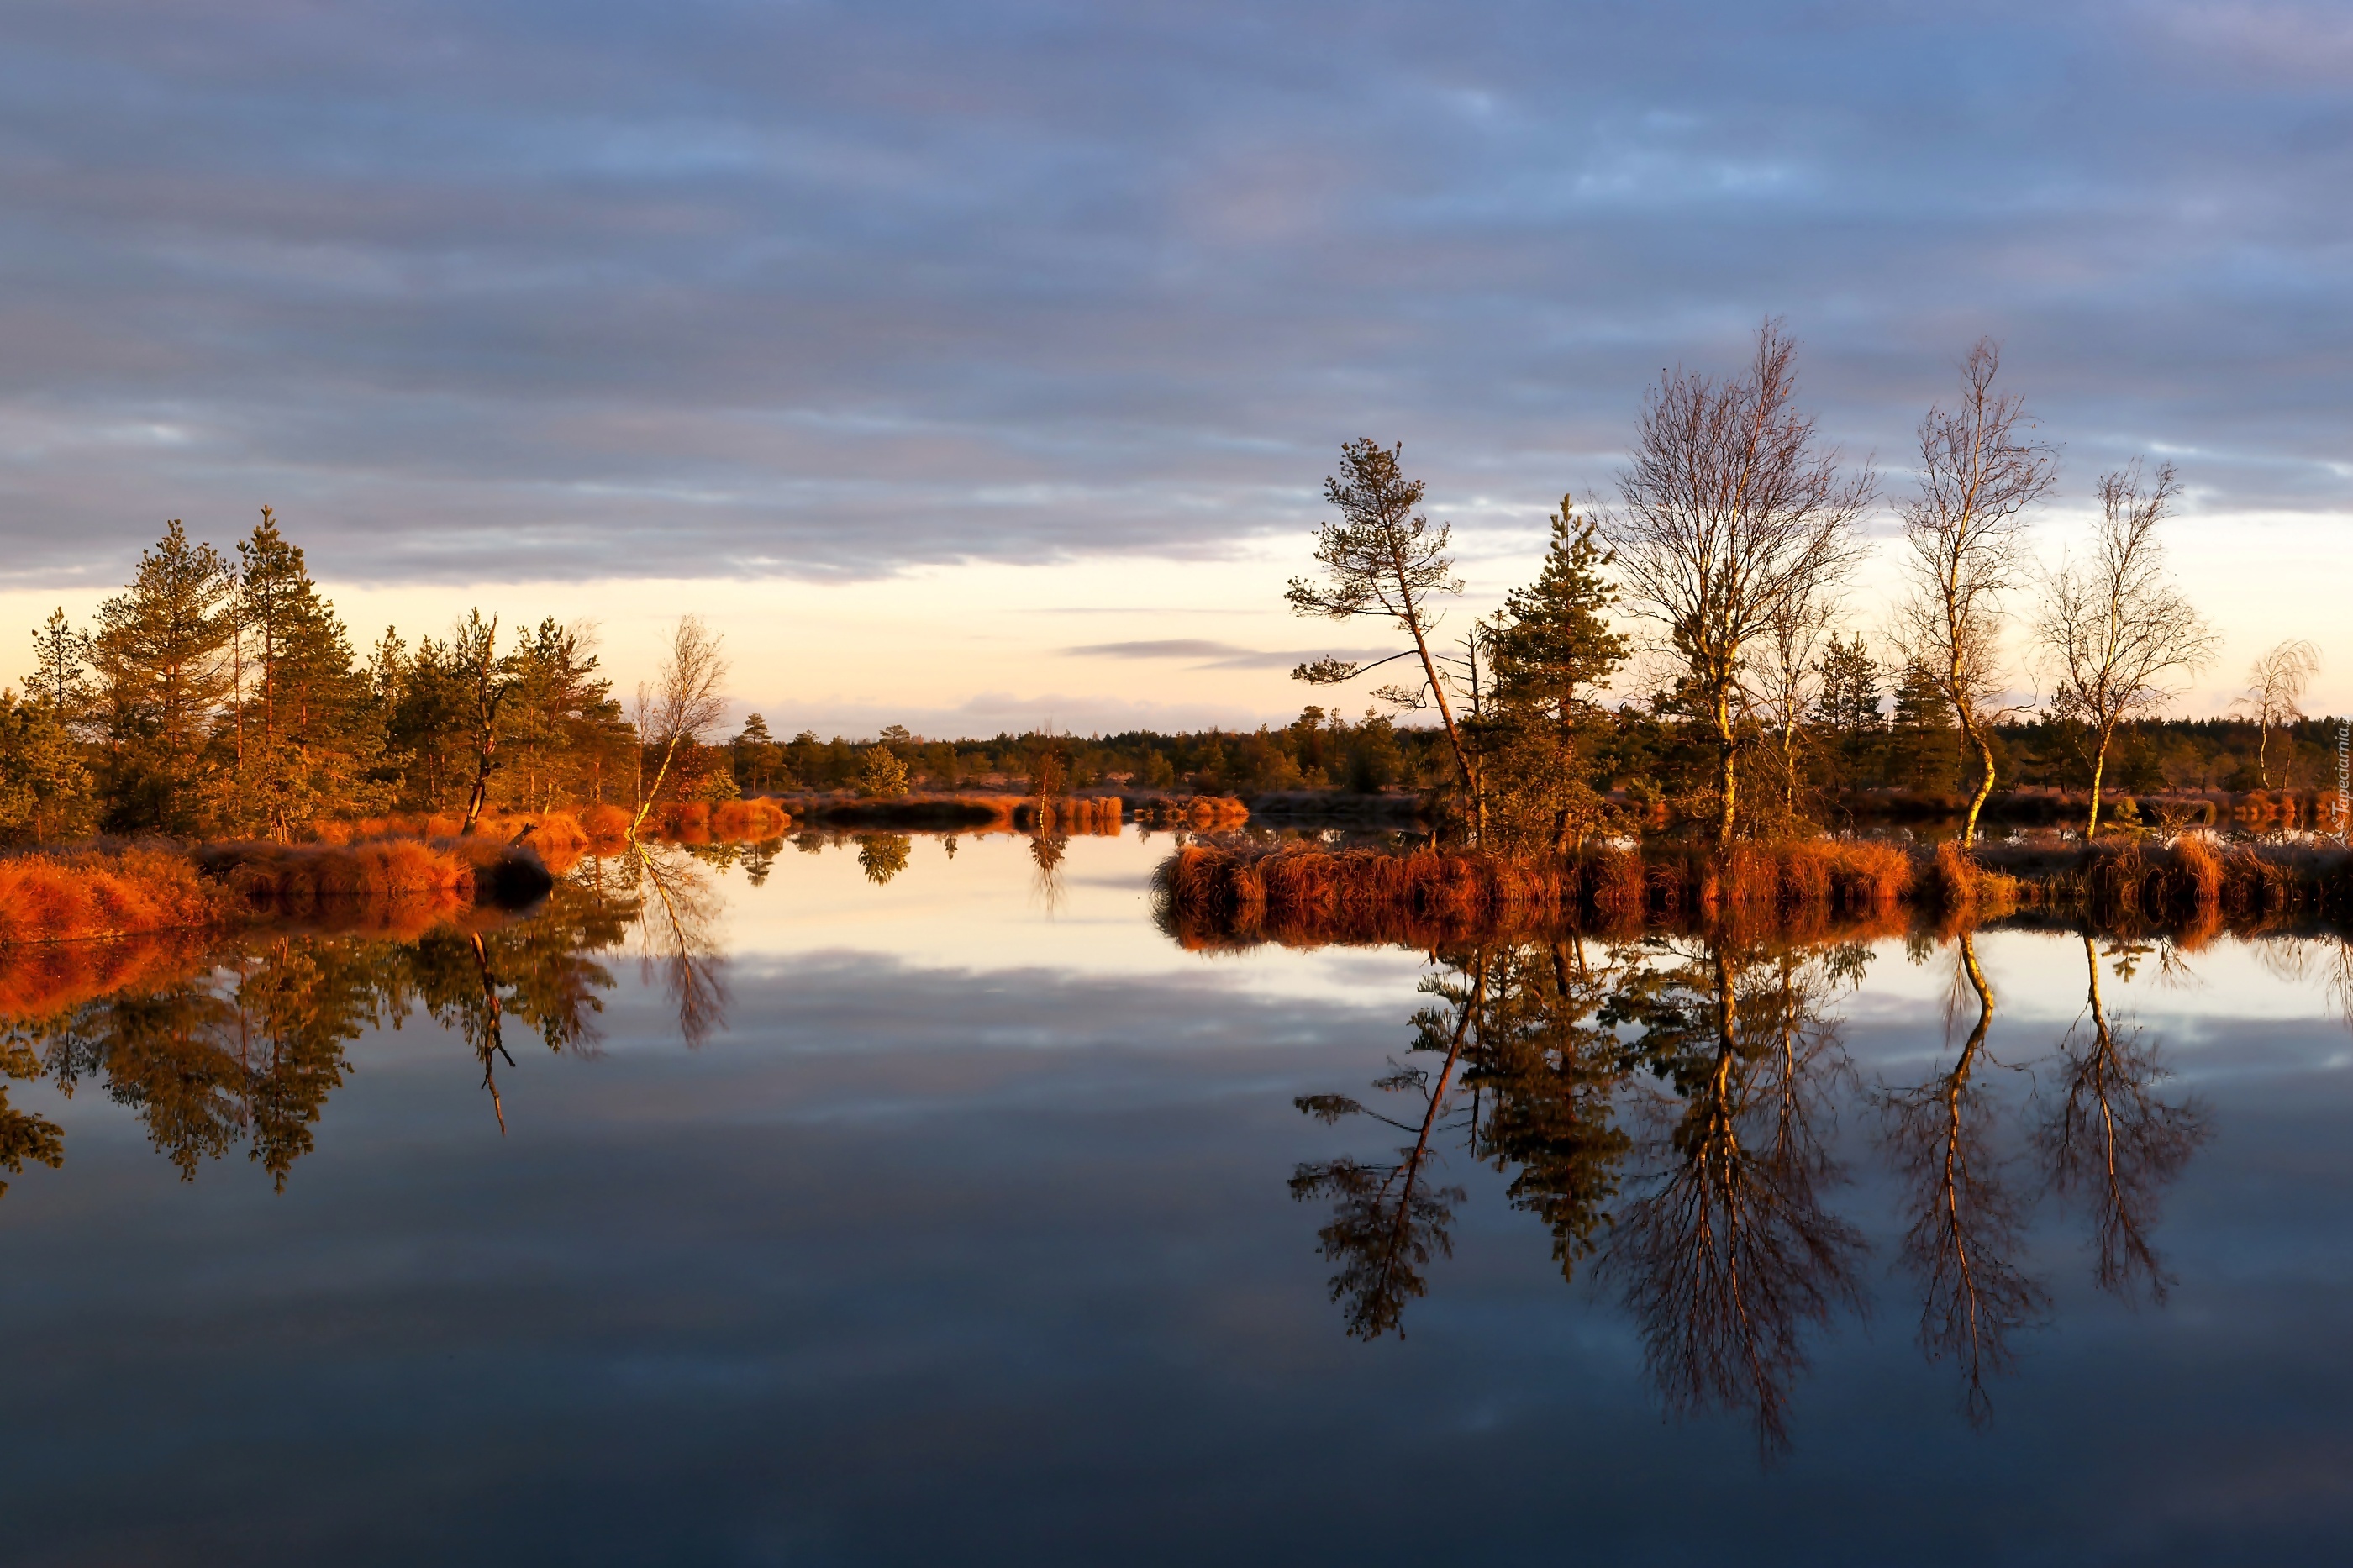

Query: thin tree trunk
left=461, top=692, right=505, bottom=836
left=2087, top=730, right=2110, bottom=839
left=1402, top=605, right=1478, bottom=831
left=1714, top=683, right=1739, bottom=847
left=1961, top=718, right=1998, bottom=847
left=461, top=736, right=495, bottom=835
left=631, top=735, right=685, bottom=838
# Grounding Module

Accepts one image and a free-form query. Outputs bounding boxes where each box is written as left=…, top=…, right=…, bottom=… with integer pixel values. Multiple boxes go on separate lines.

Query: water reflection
left=1292, top=922, right=2222, bottom=1449
left=629, top=842, right=729, bottom=1047
left=1879, top=930, right=2046, bottom=1420
left=2041, top=933, right=2210, bottom=1301
left=0, top=867, right=651, bottom=1187
left=1603, top=937, right=1868, bottom=1450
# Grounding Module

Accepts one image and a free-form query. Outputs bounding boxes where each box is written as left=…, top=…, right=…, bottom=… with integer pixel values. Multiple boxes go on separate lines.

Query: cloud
left=0, top=0, right=2345, bottom=589
left=1063, top=639, right=1395, bottom=671
left=1066, top=640, right=1252, bottom=660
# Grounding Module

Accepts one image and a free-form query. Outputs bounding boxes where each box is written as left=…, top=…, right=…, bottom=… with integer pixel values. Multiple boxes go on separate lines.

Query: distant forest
left=745, top=703, right=2345, bottom=806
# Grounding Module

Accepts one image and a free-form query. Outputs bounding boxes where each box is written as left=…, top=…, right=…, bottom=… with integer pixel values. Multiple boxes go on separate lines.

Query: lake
left=1, top=829, right=2349, bottom=1565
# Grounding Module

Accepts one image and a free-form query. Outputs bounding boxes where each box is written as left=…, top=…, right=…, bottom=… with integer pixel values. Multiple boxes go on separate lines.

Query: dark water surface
left=2, top=832, right=2350, bottom=1565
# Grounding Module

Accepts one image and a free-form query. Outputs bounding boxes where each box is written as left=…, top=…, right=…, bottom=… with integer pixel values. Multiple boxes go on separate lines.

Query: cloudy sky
left=2, top=0, right=2347, bottom=733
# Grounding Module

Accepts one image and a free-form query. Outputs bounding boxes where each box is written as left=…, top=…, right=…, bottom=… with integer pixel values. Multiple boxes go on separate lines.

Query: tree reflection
left=1290, top=953, right=1485, bottom=1338
left=2040, top=932, right=2209, bottom=1301
left=1879, top=929, right=2046, bottom=1421
left=858, top=834, right=912, bottom=886
left=1463, top=938, right=1629, bottom=1285
left=1601, top=936, right=1868, bottom=1451
left=1029, top=830, right=1068, bottom=910
left=0, top=1033, right=63, bottom=1195
left=0, top=859, right=660, bottom=1187
left=630, top=842, right=728, bottom=1049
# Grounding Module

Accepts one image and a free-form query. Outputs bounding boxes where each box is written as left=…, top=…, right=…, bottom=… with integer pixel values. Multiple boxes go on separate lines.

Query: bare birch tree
left=1892, top=339, right=2059, bottom=846
left=630, top=614, right=729, bottom=836
left=1603, top=320, right=1873, bottom=845
left=2035, top=461, right=2217, bottom=837
left=1740, top=587, right=1836, bottom=820
left=1288, top=439, right=1477, bottom=818
left=2229, top=638, right=2321, bottom=789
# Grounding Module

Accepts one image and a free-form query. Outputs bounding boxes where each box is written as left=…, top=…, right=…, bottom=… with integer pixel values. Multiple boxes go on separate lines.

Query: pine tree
left=504, top=618, right=628, bottom=810
left=91, top=519, right=236, bottom=834
left=224, top=508, right=377, bottom=839
left=729, top=713, right=787, bottom=792
left=29, top=608, right=95, bottom=725
left=1482, top=497, right=1629, bottom=850
left=1888, top=660, right=1962, bottom=790
left=0, top=689, right=96, bottom=842
left=1811, top=634, right=1884, bottom=790
left=385, top=634, right=469, bottom=808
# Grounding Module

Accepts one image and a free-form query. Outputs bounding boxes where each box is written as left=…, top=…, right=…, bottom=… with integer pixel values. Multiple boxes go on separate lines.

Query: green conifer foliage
left=1888, top=660, right=1963, bottom=790
left=0, top=691, right=96, bottom=842
left=30, top=608, right=95, bottom=723
left=1811, top=634, right=1884, bottom=791
left=1482, top=498, right=1629, bottom=850
left=91, top=519, right=236, bottom=834
left=224, top=508, right=379, bottom=839
left=504, top=618, right=630, bottom=810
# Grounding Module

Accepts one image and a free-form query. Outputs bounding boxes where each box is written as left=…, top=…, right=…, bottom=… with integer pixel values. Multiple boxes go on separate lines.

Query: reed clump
left=0, top=846, right=227, bottom=947
left=708, top=798, right=792, bottom=839
left=1155, top=841, right=1571, bottom=950
left=0, top=836, right=558, bottom=950
left=1922, top=839, right=2022, bottom=924
left=1153, top=839, right=1922, bottom=951
left=1013, top=796, right=1123, bottom=834
left=628, top=798, right=791, bottom=841
left=195, top=838, right=555, bottom=918
left=1155, top=832, right=2353, bottom=949
left=579, top=804, right=634, bottom=847
left=1976, top=833, right=2353, bottom=927
left=1129, top=795, right=1250, bottom=830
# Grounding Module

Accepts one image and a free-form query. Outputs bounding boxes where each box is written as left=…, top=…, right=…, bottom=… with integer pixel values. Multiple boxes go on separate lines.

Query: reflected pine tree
left=0, top=1033, right=63, bottom=1195
left=224, top=938, right=397, bottom=1184
left=1290, top=952, right=1485, bottom=1339
left=857, top=833, right=913, bottom=887
left=41, top=984, right=249, bottom=1180
left=1879, top=929, right=2047, bottom=1422
left=1462, top=938, right=1631, bottom=1285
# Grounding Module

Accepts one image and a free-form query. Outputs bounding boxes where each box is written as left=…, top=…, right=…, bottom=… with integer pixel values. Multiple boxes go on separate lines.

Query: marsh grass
left=1156, top=834, right=2353, bottom=949
left=0, top=837, right=556, bottom=948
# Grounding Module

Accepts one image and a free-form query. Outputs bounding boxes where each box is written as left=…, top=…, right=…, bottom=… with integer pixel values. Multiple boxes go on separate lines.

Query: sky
left=1, top=0, right=2347, bottom=735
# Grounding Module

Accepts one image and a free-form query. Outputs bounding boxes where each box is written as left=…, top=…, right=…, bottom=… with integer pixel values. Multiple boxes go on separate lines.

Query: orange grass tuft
left=0, top=847, right=225, bottom=946
left=709, top=798, right=792, bottom=839
left=579, top=804, right=634, bottom=846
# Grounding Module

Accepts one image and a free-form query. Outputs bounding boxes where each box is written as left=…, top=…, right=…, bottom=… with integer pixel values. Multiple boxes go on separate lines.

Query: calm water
left=2, top=831, right=2350, bottom=1565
